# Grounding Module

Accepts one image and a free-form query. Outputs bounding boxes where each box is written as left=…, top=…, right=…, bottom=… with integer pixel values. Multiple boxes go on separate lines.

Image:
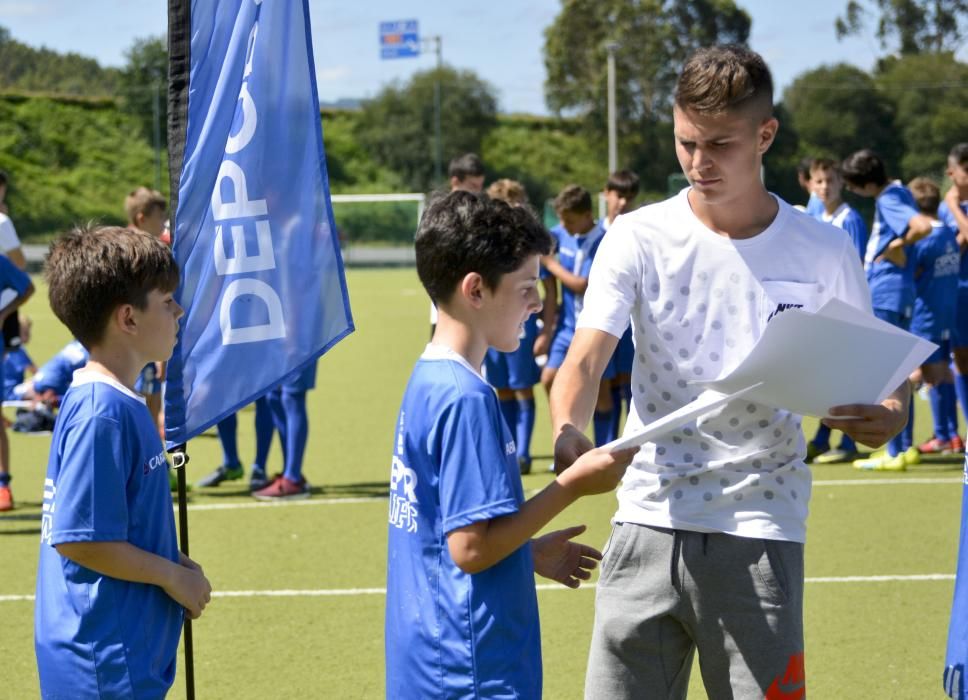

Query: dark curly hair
left=415, top=190, right=552, bottom=305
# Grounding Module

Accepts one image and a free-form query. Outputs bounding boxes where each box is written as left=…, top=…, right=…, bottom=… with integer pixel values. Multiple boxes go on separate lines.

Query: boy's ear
left=757, top=117, right=779, bottom=154
left=459, top=272, right=486, bottom=308
left=114, top=303, right=138, bottom=336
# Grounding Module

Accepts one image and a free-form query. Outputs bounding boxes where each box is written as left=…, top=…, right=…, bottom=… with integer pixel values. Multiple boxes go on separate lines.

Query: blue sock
left=515, top=398, right=535, bottom=463
left=280, top=390, right=309, bottom=483
left=930, top=385, right=952, bottom=442
left=0, top=472, right=9, bottom=486
left=216, top=414, right=241, bottom=467
left=593, top=410, right=615, bottom=447
left=499, top=398, right=518, bottom=436
left=267, top=389, right=287, bottom=465
left=902, top=400, right=914, bottom=452
left=956, top=373, right=968, bottom=431
left=253, top=396, right=274, bottom=472
left=812, top=424, right=831, bottom=450
left=610, top=386, right=623, bottom=439
left=943, top=383, right=960, bottom=439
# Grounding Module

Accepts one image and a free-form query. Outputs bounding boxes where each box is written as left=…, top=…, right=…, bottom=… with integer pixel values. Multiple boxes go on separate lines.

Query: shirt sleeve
left=49, top=417, right=131, bottom=545
left=844, top=211, right=869, bottom=261
left=0, top=255, right=30, bottom=295
left=880, top=189, right=919, bottom=240
left=436, top=392, right=519, bottom=534
left=0, top=216, right=20, bottom=252
left=576, top=217, right=643, bottom=338
left=829, top=239, right=873, bottom=314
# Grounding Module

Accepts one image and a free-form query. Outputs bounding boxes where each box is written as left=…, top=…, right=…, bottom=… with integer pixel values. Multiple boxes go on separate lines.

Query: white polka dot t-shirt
left=578, top=189, right=871, bottom=542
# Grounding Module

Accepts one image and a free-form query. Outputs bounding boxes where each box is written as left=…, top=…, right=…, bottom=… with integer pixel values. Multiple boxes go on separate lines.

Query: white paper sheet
left=604, top=383, right=763, bottom=452
left=693, top=298, right=937, bottom=417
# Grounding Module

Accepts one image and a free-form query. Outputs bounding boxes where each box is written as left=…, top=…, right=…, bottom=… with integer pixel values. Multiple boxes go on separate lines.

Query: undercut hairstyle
left=45, top=225, right=180, bottom=348
left=448, top=153, right=485, bottom=182
left=908, top=176, right=941, bottom=215
left=554, top=184, right=593, bottom=215
left=841, top=149, right=888, bottom=189
left=124, top=186, right=167, bottom=225
left=950, top=143, right=968, bottom=168
left=674, top=44, right=773, bottom=119
left=415, top=191, right=552, bottom=306
left=605, top=170, right=640, bottom=198
left=810, top=157, right=841, bottom=177
left=486, top=178, right=528, bottom=206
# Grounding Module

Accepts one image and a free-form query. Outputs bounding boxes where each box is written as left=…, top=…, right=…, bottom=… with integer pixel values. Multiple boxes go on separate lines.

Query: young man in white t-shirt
left=550, top=45, right=909, bottom=699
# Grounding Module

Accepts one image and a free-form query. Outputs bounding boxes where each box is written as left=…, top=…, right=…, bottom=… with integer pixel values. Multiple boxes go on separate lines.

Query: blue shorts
left=547, top=325, right=617, bottom=380
left=922, top=337, right=952, bottom=365
left=135, top=363, right=161, bottom=395
left=280, top=359, right=318, bottom=393
left=873, top=307, right=911, bottom=331
left=614, top=327, right=634, bottom=376
left=952, top=290, right=968, bottom=349
left=484, top=317, right=540, bottom=390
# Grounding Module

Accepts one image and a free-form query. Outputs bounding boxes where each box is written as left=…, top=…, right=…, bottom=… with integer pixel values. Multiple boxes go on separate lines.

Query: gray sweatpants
left=585, top=523, right=806, bottom=699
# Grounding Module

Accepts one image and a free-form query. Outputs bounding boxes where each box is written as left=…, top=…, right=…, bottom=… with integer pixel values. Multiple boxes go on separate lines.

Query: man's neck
left=687, top=186, right=778, bottom=239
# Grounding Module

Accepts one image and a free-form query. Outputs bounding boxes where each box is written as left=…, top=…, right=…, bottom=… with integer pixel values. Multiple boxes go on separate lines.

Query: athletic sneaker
left=518, top=457, right=532, bottom=475
left=252, top=475, right=310, bottom=501
left=853, top=447, right=921, bottom=472
left=952, top=435, right=966, bottom=453
left=0, top=484, right=12, bottom=511
left=196, top=463, right=244, bottom=487
left=814, top=447, right=859, bottom=464
left=249, top=468, right=270, bottom=491
left=805, top=442, right=829, bottom=463
left=918, top=437, right=953, bottom=455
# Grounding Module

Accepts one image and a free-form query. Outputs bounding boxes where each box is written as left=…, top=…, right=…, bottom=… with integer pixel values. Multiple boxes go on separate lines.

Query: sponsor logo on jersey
left=143, top=450, right=169, bottom=475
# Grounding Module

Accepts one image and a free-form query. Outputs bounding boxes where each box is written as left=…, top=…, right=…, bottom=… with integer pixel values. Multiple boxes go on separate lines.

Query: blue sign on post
left=380, top=19, right=420, bottom=59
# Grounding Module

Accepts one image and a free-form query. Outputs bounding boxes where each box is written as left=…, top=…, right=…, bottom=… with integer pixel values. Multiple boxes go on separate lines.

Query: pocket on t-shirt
left=759, top=280, right=822, bottom=326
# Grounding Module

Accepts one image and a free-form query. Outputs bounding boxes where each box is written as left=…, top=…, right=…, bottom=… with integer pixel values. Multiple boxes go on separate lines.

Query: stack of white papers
left=606, top=299, right=936, bottom=451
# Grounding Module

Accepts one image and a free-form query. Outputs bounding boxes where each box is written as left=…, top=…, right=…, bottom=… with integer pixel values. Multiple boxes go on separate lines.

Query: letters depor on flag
left=165, top=0, right=353, bottom=448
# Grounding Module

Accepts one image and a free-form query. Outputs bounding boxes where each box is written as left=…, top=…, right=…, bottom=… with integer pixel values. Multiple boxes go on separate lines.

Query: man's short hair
left=908, top=176, right=941, bottom=215
left=554, top=185, right=593, bottom=215
left=486, top=179, right=529, bottom=207
left=810, top=158, right=841, bottom=177
left=950, top=143, right=968, bottom=168
left=415, top=191, right=552, bottom=306
left=605, top=170, right=640, bottom=198
left=841, top=149, right=888, bottom=189
left=674, top=44, right=773, bottom=119
left=45, top=226, right=180, bottom=348
left=124, top=187, right=167, bottom=224
left=447, top=153, right=485, bottom=182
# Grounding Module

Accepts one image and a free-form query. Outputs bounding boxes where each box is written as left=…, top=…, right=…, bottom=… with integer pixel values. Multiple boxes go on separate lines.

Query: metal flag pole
left=171, top=445, right=195, bottom=699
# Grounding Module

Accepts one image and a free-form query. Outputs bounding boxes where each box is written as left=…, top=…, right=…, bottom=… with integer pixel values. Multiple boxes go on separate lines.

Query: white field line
left=0, top=573, right=957, bottom=603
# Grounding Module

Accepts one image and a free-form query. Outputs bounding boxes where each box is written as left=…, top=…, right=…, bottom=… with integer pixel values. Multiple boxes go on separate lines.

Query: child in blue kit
left=35, top=226, right=211, bottom=699
left=482, top=179, right=549, bottom=475
left=541, top=185, right=616, bottom=446
left=843, top=150, right=936, bottom=470
left=942, top=144, right=968, bottom=438
left=904, top=177, right=960, bottom=454
left=385, top=191, right=635, bottom=698
left=806, top=157, right=869, bottom=463
left=0, top=256, right=33, bottom=510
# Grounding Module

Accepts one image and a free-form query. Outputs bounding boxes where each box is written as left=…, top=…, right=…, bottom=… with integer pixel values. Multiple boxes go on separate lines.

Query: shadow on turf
left=191, top=480, right=391, bottom=499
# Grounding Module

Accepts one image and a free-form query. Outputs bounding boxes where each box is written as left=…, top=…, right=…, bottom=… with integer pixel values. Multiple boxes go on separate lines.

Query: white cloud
left=316, top=65, right=351, bottom=82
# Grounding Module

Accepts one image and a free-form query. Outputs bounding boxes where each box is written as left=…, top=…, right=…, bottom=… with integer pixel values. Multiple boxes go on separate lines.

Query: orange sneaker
left=0, top=484, right=13, bottom=511
left=951, top=435, right=965, bottom=453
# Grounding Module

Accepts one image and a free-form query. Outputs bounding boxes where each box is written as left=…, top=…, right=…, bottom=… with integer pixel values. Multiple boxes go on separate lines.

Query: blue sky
left=0, top=0, right=958, bottom=115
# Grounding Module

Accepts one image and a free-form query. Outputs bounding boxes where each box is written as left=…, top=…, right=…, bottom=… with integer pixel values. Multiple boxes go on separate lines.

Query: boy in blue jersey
left=942, top=144, right=968, bottom=440
left=35, top=226, right=211, bottom=699
left=3, top=315, right=35, bottom=400
left=385, top=191, right=635, bottom=698
left=16, top=339, right=89, bottom=405
left=796, top=156, right=824, bottom=216
left=807, top=158, right=869, bottom=463
left=602, top=170, right=640, bottom=442
left=902, top=178, right=960, bottom=455
left=541, top=185, right=616, bottom=446
left=843, top=149, right=935, bottom=470
left=0, top=256, right=33, bottom=510
left=482, top=178, right=551, bottom=475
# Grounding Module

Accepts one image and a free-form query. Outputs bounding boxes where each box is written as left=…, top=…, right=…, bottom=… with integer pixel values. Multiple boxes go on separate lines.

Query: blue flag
left=164, top=0, right=353, bottom=449
left=945, top=460, right=968, bottom=698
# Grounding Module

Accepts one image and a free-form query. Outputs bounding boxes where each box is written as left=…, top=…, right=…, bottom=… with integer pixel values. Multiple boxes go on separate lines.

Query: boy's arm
left=446, top=446, right=635, bottom=575
left=945, top=188, right=968, bottom=247
left=534, top=276, right=558, bottom=357
left=55, top=541, right=212, bottom=619
left=541, top=255, right=589, bottom=295
left=0, top=281, right=33, bottom=323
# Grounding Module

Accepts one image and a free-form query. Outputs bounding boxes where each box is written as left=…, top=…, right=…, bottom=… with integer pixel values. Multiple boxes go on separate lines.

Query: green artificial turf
left=0, top=269, right=963, bottom=698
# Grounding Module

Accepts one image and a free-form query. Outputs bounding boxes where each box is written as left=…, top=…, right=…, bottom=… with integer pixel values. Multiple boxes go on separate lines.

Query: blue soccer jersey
left=805, top=192, right=824, bottom=217
left=385, top=344, right=541, bottom=699
left=550, top=221, right=606, bottom=333
left=940, top=200, right=968, bottom=349
left=819, top=202, right=869, bottom=261
left=32, top=340, right=89, bottom=396
left=911, top=221, right=960, bottom=340
left=864, top=182, right=919, bottom=316
left=3, top=346, right=32, bottom=400
left=35, top=372, right=181, bottom=699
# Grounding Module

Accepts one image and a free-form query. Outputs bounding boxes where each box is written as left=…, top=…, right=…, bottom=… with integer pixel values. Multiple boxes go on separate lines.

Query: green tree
left=782, top=64, right=899, bottom=167
left=835, top=0, right=968, bottom=54
left=874, top=52, right=968, bottom=177
left=0, top=24, right=120, bottom=95
left=355, top=66, right=498, bottom=191
left=118, top=36, right=168, bottom=147
left=541, top=0, right=751, bottom=193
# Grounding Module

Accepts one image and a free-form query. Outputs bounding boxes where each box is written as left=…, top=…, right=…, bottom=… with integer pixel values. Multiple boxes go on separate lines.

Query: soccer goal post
left=329, top=193, right=426, bottom=249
